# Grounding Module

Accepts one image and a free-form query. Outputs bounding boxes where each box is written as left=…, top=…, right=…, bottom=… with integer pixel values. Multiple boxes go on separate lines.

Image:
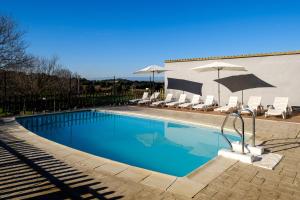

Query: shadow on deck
left=0, top=132, right=123, bottom=200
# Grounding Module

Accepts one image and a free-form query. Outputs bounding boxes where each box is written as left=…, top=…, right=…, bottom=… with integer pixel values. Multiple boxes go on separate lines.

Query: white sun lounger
left=240, top=96, right=262, bottom=115
left=129, top=92, right=149, bottom=104
left=178, top=95, right=201, bottom=108
left=138, top=92, right=160, bottom=104
left=151, top=93, right=173, bottom=106
left=192, top=95, right=215, bottom=110
left=166, top=94, right=187, bottom=107
left=265, top=97, right=289, bottom=119
left=214, top=96, right=238, bottom=113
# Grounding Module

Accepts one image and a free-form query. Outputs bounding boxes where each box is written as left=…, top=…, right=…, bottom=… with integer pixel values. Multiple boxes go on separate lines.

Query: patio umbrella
left=167, top=78, right=203, bottom=95
left=134, top=65, right=168, bottom=93
left=214, top=73, right=275, bottom=104
left=192, top=62, right=247, bottom=105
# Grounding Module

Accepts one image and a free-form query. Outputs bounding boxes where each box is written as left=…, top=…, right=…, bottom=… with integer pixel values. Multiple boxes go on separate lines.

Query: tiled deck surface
left=1, top=106, right=300, bottom=199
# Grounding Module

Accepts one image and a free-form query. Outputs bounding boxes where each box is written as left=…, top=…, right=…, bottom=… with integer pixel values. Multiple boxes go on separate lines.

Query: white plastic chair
left=166, top=94, right=187, bottom=107
left=265, top=97, right=289, bottom=119
left=193, top=95, right=215, bottom=110
left=138, top=92, right=160, bottom=104
left=151, top=93, right=173, bottom=106
left=214, top=96, right=238, bottom=112
left=179, top=95, right=201, bottom=108
left=240, top=96, right=262, bottom=115
left=129, top=92, right=149, bottom=104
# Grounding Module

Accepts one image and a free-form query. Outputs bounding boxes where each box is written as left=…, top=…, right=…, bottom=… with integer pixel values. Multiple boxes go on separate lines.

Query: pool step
left=218, top=149, right=254, bottom=164
left=217, top=142, right=264, bottom=164
left=231, top=141, right=264, bottom=156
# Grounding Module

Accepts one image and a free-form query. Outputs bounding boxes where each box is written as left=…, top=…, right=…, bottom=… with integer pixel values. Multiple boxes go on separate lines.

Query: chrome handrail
left=221, top=112, right=245, bottom=154
left=232, top=117, right=242, bottom=137
left=241, top=108, right=256, bottom=146
left=220, top=115, right=233, bottom=149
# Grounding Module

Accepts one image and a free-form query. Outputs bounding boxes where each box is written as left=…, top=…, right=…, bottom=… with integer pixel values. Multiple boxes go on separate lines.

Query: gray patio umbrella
left=192, top=62, right=247, bottom=105
left=167, top=78, right=203, bottom=95
left=214, top=74, right=275, bottom=104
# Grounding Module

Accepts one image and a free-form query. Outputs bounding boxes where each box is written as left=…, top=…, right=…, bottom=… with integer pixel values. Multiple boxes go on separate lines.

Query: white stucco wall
left=164, top=54, right=300, bottom=107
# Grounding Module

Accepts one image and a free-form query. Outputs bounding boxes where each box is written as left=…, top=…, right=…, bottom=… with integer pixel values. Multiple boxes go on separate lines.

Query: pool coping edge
left=8, top=110, right=242, bottom=198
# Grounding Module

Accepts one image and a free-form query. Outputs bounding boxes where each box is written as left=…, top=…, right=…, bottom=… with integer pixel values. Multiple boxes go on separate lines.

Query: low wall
left=164, top=53, right=300, bottom=107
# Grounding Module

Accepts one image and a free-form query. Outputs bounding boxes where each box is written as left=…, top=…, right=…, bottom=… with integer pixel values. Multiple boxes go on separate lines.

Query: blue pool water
left=17, top=111, right=239, bottom=176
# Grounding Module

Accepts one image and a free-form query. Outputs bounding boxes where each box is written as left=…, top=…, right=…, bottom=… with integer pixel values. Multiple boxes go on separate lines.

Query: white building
left=164, top=50, right=300, bottom=108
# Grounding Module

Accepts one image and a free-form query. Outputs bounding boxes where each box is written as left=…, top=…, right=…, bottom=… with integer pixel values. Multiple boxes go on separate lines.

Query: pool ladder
left=220, top=108, right=256, bottom=154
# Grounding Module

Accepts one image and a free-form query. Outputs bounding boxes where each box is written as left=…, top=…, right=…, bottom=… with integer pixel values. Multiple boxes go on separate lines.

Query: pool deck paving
left=0, top=106, right=300, bottom=199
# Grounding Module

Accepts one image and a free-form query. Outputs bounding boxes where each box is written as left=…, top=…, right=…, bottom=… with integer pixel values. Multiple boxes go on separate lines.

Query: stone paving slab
left=167, top=178, right=206, bottom=198
left=116, top=166, right=152, bottom=182
left=94, top=161, right=128, bottom=175
left=140, top=172, right=177, bottom=190
left=187, top=156, right=237, bottom=184
left=253, top=153, right=283, bottom=170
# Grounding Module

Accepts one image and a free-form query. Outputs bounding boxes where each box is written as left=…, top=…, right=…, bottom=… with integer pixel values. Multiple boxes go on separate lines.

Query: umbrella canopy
left=214, top=74, right=275, bottom=92
left=134, top=65, right=168, bottom=93
left=192, top=62, right=247, bottom=105
left=214, top=73, right=275, bottom=103
left=133, top=65, right=168, bottom=74
left=167, top=78, right=203, bottom=95
left=191, top=62, right=247, bottom=72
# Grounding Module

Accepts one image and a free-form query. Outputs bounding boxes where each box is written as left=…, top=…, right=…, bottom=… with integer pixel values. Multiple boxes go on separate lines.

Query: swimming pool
left=16, top=110, right=239, bottom=176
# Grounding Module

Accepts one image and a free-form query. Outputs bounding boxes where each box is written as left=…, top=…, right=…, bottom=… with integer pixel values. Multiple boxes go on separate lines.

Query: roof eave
left=164, top=50, right=300, bottom=63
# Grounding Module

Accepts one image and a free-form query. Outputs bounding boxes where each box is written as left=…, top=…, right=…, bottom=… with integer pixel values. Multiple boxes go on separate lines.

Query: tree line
left=0, top=15, right=163, bottom=114
left=0, top=15, right=81, bottom=98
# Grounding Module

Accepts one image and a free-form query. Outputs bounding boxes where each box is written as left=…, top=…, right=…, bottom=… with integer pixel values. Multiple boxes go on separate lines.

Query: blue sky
left=1, top=0, right=300, bottom=79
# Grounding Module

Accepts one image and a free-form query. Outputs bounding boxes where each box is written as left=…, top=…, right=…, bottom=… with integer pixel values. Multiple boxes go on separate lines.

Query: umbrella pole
left=218, top=69, right=220, bottom=106
left=152, top=71, right=154, bottom=94
left=242, top=90, right=244, bottom=105
left=149, top=75, right=151, bottom=94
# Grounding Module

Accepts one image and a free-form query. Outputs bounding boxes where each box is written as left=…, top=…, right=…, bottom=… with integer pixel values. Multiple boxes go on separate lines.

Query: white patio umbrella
left=134, top=65, right=168, bottom=93
left=192, top=62, right=247, bottom=105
